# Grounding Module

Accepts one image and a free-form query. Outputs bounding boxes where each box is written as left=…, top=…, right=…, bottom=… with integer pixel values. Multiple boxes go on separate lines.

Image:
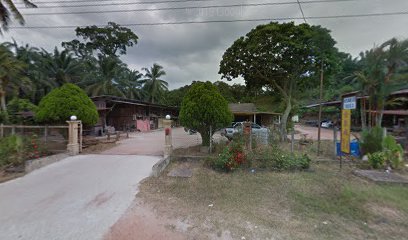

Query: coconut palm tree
left=141, top=63, right=168, bottom=103
left=0, top=45, right=28, bottom=112
left=0, top=0, right=36, bottom=32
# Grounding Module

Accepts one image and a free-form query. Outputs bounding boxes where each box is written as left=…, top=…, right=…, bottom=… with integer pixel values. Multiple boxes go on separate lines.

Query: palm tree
left=141, top=63, right=168, bottom=103
left=351, top=38, right=408, bottom=128
left=42, top=47, right=83, bottom=87
left=0, top=45, right=28, bottom=112
left=118, top=69, right=144, bottom=99
left=81, top=56, right=127, bottom=97
left=0, top=0, right=36, bottom=32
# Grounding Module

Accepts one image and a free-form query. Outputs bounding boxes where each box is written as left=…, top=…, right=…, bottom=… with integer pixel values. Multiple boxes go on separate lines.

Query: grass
left=138, top=160, right=408, bottom=239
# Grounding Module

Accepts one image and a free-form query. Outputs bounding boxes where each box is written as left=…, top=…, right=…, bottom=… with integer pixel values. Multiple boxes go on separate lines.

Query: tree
left=179, top=81, right=233, bottom=146
left=42, top=48, right=83, bottom=86
left=0, top=45, right=28, bottom=112
left=141, top=63, right=168, bottom=103
left=219, top=22, right=339, bottom=138
left=62, top=22, right=139, bottom=58
left=0, top=0, right=36, bottom=32
left=117, top=69, right=144, bottom=99
left=81, top=56, right=127, bottom=97
left=351, top=38, right=408, bottom=128
left=35, top=83, right=98, bottom=126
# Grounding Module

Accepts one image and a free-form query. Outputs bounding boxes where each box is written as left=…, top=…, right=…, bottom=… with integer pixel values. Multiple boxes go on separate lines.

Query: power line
left=296, top=0, right=307, bottom=23
left=20, top=0, right=360, bottom=16
left=10, top=11, right=408, bottom=29
left=18, top=0, right=357, bottom=9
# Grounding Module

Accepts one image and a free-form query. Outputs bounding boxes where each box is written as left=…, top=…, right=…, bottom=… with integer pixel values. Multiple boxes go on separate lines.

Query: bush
left=367, top=152, right=385, bottom=169
left=0, top=135, right=48, bottom=167
left=213, top=140, right=246, bottom=172
left=7, top=98, right=38, bottom=124
left=382, top=136, right=404, bottom=169
left=258, top=146, right=311, bottom=171
left=360, top=126, right=384, bottom=155
left=35, top=83, right=98, bottom=126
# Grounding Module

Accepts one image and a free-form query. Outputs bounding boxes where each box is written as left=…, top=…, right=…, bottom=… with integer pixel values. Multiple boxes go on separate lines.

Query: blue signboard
left=343, top=96, right=356, bottom=110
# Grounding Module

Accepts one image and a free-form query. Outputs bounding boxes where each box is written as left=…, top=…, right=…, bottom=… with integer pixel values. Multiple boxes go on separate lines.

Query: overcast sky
left=2, top=0, right=408, bottom=89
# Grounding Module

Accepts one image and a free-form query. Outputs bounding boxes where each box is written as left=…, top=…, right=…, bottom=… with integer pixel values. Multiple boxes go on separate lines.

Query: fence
left=0, top=124, right=70, bottom=153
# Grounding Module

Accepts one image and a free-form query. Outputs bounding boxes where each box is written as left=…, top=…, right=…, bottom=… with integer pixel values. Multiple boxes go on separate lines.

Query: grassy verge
left=138, top=161, right=408, bottom=239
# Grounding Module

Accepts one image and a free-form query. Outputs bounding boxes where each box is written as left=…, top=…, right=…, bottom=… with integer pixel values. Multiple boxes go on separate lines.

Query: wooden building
left=91, top=96, right=179, bottom=135
left=228, top=103, right=281, bottom=126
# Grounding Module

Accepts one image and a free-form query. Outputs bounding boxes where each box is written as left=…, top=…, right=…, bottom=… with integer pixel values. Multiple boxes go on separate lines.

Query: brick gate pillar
left=163, top=115, right=173, bottom=157
left=67, top=117, right=81, bottom=156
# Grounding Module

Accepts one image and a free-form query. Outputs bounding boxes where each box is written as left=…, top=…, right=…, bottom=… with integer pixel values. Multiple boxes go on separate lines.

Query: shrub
left=360, top=126, right=384, bottom=155
left=0, top=135, right=49, bottom=167
left=35, top=83, right=98, bottom=126
left=258, top=146, right=311, bottom=171
left=382, top=136, right=404, bottom=169
left=7, top=98, right=38, bottom=124
left=367, top=152, right=385, bottom=169
left=213, top=140, right=246, bottom=172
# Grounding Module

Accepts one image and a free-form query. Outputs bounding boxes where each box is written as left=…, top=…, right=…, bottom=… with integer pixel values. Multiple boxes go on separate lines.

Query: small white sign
left=343, top=96, right=356, bottom=110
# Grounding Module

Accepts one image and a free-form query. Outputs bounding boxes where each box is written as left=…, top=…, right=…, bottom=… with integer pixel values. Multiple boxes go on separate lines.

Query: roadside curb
left=151, top=156, right=171, bottom=177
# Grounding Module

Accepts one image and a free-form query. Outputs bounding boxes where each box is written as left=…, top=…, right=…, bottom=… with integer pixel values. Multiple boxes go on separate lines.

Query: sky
left=2, top=0, right=408, bottom=89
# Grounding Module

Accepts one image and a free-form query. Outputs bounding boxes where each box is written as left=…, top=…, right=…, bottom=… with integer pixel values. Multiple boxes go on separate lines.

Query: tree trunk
left=280, top=98, right=291, bottom=141
left=199, top=128, right=211, bottom=146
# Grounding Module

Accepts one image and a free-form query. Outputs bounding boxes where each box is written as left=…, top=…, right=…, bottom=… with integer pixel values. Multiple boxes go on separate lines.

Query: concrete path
left=102, top=127, right=202, bottom=156
left=0, top=154, right=160, bottom=240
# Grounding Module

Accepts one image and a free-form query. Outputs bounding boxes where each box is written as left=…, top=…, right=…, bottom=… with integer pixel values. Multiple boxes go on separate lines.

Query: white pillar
left=67, top=120, right=80, bottom=156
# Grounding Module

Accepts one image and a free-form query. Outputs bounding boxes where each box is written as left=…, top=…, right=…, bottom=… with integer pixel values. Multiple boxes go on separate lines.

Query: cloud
left=1, top=0, right=408, bottom=89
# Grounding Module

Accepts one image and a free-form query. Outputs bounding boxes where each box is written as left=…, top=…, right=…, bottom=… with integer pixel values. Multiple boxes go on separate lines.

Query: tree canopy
left=62, top=22, right=139, bottom=58
left=219, top=21, right=340, bottom=138
left=179, top=81, right=233, bottom=146
left=35, top=83, right=98, bottom=126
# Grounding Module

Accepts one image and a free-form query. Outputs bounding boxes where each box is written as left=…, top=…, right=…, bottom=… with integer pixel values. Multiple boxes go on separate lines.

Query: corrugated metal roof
left=228, top=103, right=257, bottom=113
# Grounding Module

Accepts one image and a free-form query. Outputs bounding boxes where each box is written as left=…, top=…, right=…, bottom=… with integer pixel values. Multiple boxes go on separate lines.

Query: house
left=91, top=95, right=179, bottom=135
left=228, top=103, right=281, bottom=126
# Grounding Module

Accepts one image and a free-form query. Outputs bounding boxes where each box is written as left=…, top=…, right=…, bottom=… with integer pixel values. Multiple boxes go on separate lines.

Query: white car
left=321, top=120, right=333, bottom=128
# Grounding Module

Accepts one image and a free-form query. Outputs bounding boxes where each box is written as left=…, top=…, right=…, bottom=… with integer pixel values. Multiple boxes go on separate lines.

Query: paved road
left=102, top=127, right=203, bottom=155
left=0, top=154, right=160, bottom=240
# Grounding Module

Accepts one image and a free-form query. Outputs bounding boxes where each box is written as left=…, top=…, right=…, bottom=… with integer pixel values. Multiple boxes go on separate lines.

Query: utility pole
left=317, top=60, right=324, bottom=156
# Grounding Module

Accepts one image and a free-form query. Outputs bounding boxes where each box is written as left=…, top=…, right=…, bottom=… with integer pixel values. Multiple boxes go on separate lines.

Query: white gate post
left=163, top=115, right=173, bottom=157
left=67, top=116, right=80, bottom=156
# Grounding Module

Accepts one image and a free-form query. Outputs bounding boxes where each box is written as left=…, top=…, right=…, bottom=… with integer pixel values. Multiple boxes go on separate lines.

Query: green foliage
left=62, top=22, right=139, bottom=58
left=179, top=81, right=233, bottom=146
left=35, top=83, right=98, bottom=125
left=0, top=1, right=37, bottom=32
left=367, top=152, right=386, bottom=169
left=360, top=126, right=384, bottom=155
left=219, top=22, right=340, bottom=137
left=382, top=135, right=404, bottom=169
left=257, top=146, right=311, bottom=170
left=0, top=135, right=48, bottom=167
left=7, top=98, right=38, bottom=124
left=213, top=140, right=246, bottom=172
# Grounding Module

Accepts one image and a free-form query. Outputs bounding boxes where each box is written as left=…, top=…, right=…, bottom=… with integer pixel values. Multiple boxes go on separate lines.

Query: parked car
left=321, top=120, right=333, bottom=128
left=223, top=122, right=239, bottom=139
left=224, top=122, right=269, bottom=140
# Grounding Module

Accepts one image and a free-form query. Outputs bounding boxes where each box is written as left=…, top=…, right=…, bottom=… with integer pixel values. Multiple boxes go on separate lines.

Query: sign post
left=340, top=93, right=357, bottom=169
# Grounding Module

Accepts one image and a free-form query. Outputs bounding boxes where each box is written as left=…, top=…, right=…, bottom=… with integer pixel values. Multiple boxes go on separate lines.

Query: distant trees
left=35, top=83, right=98, bottom=126
left=179, top=82, right=233, bottom=146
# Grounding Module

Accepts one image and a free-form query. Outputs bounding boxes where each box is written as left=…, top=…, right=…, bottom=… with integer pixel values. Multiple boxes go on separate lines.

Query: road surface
left=0, top=128, right=199, bottom=240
